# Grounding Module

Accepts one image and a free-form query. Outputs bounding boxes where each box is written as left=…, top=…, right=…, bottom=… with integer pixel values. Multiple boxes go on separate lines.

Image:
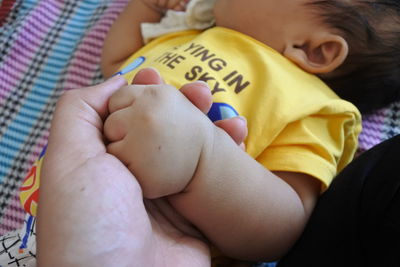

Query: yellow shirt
left=20, top=27, right=361, bottom=216
left=118, top=27, right=361, bottom=189
left=21, top=27, right=362, bottom=219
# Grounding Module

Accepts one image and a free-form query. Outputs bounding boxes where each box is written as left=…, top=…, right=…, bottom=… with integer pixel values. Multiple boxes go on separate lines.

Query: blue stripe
left=0, top=1, right=103, bottom=182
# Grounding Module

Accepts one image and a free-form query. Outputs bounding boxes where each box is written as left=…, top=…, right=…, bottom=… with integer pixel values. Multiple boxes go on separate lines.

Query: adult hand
left=37, top=68, right=247, bottom=267
left=37, top=75, right=209, bottom=267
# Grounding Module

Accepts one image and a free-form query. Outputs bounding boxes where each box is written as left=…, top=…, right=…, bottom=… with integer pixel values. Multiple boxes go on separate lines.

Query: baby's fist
left=104, top=83, right=212, bottom=199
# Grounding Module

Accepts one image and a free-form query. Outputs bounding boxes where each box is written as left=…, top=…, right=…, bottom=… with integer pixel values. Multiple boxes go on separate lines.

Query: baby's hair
left=308, top=0, right=400, bottom=114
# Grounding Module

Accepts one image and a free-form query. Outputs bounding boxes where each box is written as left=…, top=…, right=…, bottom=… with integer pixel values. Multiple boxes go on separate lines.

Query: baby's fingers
left=104, top=109, right=131, bottom=142
left=109, top=67, right=164, bottom=114
left=106, top=140, right=131, bottom=166
left=108, top=87, right=137, bottom=114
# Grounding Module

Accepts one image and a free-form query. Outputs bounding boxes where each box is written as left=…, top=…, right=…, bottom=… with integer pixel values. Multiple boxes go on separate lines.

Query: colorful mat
left=0, top=0, right=399, bottom=237
left=0, top=0, right=128, bottom=235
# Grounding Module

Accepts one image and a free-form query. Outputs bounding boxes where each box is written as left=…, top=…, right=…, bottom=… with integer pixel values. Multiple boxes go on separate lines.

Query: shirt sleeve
left=256, top=111, right=361, bottom=190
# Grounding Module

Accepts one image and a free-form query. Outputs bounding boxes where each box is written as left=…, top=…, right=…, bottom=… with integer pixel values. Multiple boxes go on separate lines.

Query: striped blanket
left=0, top=0, right=400, bottom=237
left=0, top=0, right=129, bottom=235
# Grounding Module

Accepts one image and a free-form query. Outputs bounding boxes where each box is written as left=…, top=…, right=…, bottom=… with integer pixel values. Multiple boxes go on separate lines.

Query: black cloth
left=277, top=135, right=400, bottom=267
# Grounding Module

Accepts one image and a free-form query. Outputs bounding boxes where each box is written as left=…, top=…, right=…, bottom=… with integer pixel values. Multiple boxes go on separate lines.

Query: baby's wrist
left=183, top=122, right=217, bottom=191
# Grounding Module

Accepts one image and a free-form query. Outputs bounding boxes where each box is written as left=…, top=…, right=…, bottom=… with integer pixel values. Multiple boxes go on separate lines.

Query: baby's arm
left=101, top=0, right=187, bottom=77
left=169, top=138, right=320, bottom=261
left=104, top=80, right=320, bottom=261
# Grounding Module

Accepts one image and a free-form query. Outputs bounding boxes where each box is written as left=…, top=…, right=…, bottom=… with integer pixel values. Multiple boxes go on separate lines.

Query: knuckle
left=142, top=84, right=177, bottom=104
left=138, top=108, right=160, bottom=129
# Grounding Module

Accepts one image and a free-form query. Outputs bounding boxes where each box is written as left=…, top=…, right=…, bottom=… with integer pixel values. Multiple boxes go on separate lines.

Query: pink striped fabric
left=0, top=1, right=62, bottom=103
left=0, top=0, right=129, bottom=234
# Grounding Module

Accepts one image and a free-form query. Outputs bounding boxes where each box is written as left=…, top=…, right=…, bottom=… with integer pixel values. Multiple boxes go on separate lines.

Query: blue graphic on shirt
left=113, top=56, right=146, bottom=76
left=19, top=215, right=34, bottom=251
left=207, top=102, right=238, bottom=122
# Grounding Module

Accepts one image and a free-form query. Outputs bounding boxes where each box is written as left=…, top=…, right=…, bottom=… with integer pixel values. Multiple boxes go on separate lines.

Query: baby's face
left=213, top=0, right=322, bottom=53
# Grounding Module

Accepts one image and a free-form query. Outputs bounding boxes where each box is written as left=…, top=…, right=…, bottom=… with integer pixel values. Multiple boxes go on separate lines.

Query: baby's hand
left=104, top=82, right=212, bottom=199
left=142, top=0, right=189, bottom=13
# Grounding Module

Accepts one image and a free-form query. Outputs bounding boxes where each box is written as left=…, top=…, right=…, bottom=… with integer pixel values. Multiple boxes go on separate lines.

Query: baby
left=103, top=0, right=398, bottom=263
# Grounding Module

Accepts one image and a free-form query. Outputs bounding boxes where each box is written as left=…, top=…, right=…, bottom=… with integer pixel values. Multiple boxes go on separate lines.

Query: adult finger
left=179, top=81, right=247, bottom=146
left=49, top=75, right=127, bottom=148
left=132, top=68, right=212, bottom=114
left=45, top=75, right=127, bottom=174
left=179, top=81, right=213, bottom=114
left=131, top=67, right=164, bottom=85
left=107, top=68, right=165, bottom=113
left=78, top=75, right=128, bottom=120
left=133, top=68, right=213, bottom=113
left=214, top=116, right=248, bottom=146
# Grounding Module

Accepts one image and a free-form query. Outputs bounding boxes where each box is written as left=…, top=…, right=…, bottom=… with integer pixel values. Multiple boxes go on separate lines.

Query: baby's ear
left=283, top=33, right=348, bottom=74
